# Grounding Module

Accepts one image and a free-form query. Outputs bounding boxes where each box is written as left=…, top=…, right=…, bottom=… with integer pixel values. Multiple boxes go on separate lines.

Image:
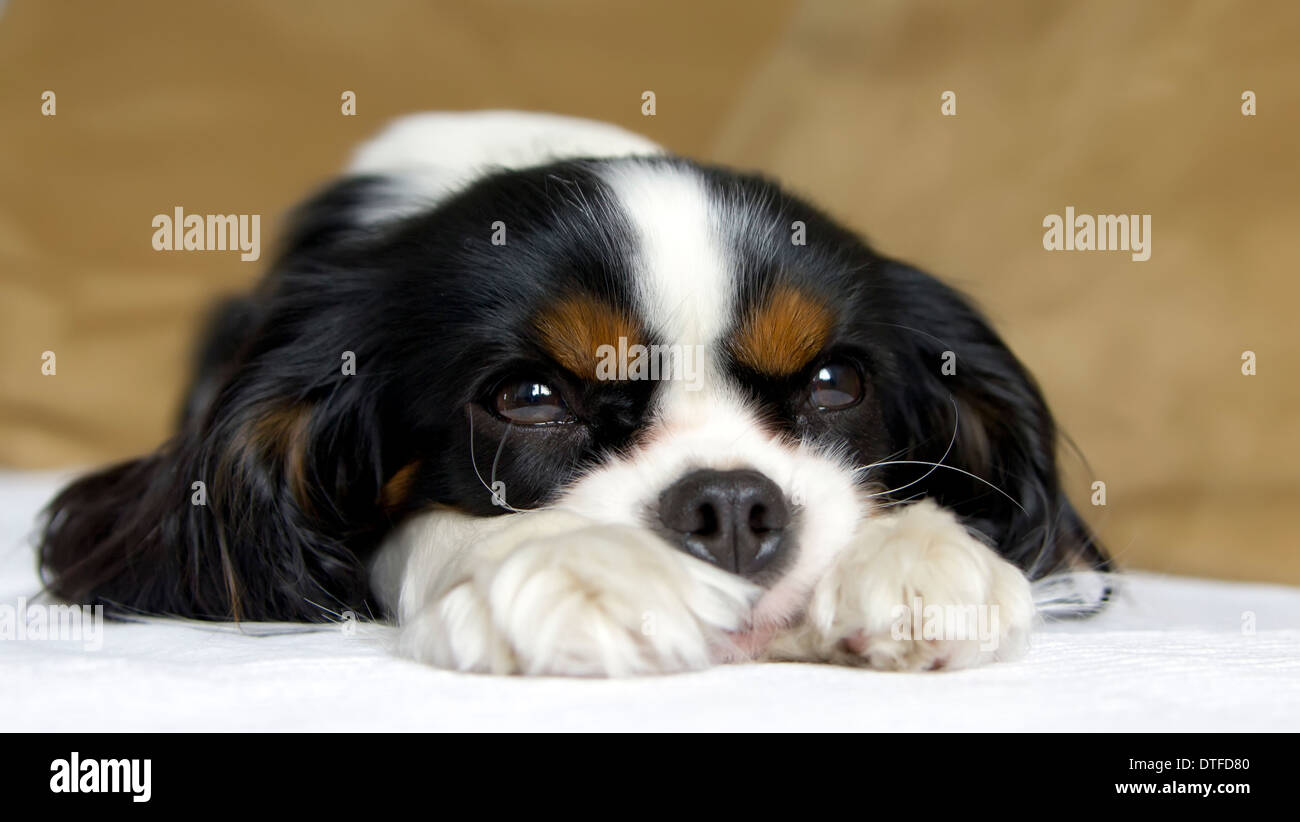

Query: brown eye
left=809, top=362, right=863, bottom=410
left=494, top=380, right=574, bottom=424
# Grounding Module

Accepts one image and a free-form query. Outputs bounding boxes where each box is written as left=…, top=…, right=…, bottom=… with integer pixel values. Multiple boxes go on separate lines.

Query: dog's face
left=377, top=158, right=890, bottom=623
left=41, top=149, right=1104, bottom=626
left=280, top=155, right=1095, bottom=621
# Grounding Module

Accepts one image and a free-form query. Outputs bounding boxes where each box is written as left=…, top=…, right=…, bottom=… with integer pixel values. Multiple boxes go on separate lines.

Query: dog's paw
left=768, top=500, right=1034, bottom=671
left=398, top=511, right=757, bottom=676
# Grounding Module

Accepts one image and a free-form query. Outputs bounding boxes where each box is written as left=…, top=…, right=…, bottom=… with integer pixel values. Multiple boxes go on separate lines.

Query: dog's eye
left=808, top=361, right=863, bottom=410
left=494, top=380, right=574, bottom=424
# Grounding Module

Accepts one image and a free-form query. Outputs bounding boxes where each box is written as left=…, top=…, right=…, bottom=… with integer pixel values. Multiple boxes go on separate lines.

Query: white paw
left=771, top=500, right=1035, bottom=671
left=397, top=511, right=758, bottom=676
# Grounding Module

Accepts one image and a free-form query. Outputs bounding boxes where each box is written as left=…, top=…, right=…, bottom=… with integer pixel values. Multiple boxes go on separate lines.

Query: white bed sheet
left=2, top=470, right=1297, bottom=732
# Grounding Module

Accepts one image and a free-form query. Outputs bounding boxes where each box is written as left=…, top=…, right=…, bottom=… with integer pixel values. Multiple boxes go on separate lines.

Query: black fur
left=38, top=156, right=1108, bottom=623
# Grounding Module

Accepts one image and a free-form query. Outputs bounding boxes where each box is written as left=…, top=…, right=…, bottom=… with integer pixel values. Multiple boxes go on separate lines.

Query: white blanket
left=2, top=470, right=1297, bottom=732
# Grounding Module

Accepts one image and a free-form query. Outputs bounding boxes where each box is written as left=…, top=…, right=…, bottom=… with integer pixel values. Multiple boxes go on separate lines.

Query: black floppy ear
left=39, top=178, right=397, bottom=622
left=39, top=381, right=387, bottom=622
left=871, top=261, right=1110, bottom=579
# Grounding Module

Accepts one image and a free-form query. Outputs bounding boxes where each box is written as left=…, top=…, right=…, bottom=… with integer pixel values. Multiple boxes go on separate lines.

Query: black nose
left=658, top=469, right=791, bottom=578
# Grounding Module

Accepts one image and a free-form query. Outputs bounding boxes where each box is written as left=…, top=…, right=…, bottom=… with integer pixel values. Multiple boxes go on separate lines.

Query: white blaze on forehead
left=598, top=162, right=732, bottom=353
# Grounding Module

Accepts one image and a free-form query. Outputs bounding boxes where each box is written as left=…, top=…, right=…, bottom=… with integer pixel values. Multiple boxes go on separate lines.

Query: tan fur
left=380, top=461, right=421, bottom=512
left=732, top=286, right=834, bottom=376
left=244, top=404, right=313, bottom=509
left=535, top=295, right=642, bottom=379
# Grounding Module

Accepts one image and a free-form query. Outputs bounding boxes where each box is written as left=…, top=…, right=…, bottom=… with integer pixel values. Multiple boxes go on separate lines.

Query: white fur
left=374, top=509, right=757, bottom=676
left=373, top=498, right=1034, bottom=675
left=555, top=390, right=864, bottom=631
left=347, top=110, right=664, bottom=224
left=764, top=500, right=1035, bottom=670
left=598, top=162, right=730, bottom=351
left=362, top=111, right=1038, bottom=677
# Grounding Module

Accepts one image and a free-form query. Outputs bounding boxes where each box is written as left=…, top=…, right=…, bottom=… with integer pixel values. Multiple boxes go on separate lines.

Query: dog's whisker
left=856, top=396, right=961, bottom=503
left=467, top=407, right=538, bottom=514
left=855, top=459, right=1026, bottom=514
left=302, top=597, right=345, bottom=620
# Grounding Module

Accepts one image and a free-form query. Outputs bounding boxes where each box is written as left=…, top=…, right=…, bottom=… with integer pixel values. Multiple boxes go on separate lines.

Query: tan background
left=1, top=0, right=1296, bottom=583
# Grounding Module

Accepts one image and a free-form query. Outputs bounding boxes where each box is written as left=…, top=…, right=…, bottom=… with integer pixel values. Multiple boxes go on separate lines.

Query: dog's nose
left=658, top=469, right=790, bottom=577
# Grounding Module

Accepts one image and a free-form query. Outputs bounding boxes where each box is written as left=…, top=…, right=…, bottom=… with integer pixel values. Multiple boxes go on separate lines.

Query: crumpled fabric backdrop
left=1, top=0, right=1297, bottom=583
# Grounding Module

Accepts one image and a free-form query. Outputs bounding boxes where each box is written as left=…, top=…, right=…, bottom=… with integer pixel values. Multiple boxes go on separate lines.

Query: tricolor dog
left=40, top=112, right=1110, bottom=676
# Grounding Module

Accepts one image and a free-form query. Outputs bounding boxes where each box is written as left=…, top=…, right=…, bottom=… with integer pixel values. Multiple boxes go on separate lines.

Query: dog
left=39, top=111, right=1110, bottom=676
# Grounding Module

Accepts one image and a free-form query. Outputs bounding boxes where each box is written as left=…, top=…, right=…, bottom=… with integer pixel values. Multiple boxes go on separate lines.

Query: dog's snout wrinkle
left=658, top=469, right=790, bottom=578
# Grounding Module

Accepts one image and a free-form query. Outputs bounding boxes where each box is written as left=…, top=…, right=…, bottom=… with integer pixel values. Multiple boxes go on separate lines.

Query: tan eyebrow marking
left=535, top=294, right=642, bottom=379
left=732, top=285, right=836, bottom=376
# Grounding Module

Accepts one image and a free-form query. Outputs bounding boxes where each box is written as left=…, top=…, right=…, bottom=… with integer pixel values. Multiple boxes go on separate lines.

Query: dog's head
left=40, top=119, right=1106, bottom=623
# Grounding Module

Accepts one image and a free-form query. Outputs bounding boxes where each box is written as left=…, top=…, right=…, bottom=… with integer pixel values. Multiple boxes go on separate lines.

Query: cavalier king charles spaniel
left=39, top=111, right=1110, bottom=676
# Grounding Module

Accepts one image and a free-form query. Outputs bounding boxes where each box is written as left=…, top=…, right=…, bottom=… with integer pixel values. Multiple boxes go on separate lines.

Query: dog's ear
left=39, top=381, right=388, bottom=621
left=39, top=178, right=399, bottom=622
left=870, top=261, right=1110, bottom=580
